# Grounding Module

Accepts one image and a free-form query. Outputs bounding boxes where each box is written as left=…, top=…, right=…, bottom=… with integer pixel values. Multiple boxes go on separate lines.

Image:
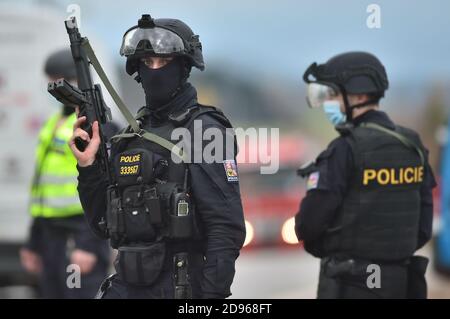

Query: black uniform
left=77, top=84, right=246, bottom=299
left=295, top=110, right=436, bottom=298
left=25, top=216, right=110, bottom=298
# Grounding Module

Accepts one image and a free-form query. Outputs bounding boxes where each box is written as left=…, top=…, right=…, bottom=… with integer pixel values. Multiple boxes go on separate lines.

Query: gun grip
left=75, top=137, right=88, bottom=152
left=74, top=121, right=92, bottom=152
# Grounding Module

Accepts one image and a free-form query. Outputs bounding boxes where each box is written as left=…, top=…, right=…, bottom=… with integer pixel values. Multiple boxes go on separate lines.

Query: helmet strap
left=342, top=92, right=380, bottom=122
left=340, top=87, right=353, bottom=123
left=350, top=98, right=380, bottom=109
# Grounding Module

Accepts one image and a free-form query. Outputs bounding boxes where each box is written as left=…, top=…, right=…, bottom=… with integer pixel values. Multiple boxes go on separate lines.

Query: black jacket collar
left=353, top=110, right=395, bottom=130
left=146, top=83, right=198, bottom=126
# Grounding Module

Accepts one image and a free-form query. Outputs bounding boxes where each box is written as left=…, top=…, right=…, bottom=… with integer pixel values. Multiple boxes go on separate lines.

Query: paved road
left=231, top=245, right=450, bottom=299
left=231, top=248, right=319, bottom=298
left=1, top=244, right=450, bottom=299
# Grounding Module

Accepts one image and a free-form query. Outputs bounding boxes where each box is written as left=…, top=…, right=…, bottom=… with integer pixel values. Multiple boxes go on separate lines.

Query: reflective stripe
left=31, top=195, right=81, bottom=209
left=31, top=183, right=79, bottom=198
left=39, top=174, right=78, bottom=185
left=30, top=204, right=83, bottom=218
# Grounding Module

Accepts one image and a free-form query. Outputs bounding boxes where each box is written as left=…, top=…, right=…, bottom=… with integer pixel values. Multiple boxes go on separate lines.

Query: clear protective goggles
left=120, top=26, right=185, bottom=57
left=306, top=82, right=339, bottom=108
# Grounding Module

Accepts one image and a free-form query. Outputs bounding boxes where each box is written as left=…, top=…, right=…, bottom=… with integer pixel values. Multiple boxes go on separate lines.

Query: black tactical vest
left=105, top=104, right=232, bottom=248
left=322, top=124, right=425, bottom=262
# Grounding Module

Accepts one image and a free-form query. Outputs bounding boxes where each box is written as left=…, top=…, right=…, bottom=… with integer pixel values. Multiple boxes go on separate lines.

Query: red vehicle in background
left=238, top=135, right=320, bottom=248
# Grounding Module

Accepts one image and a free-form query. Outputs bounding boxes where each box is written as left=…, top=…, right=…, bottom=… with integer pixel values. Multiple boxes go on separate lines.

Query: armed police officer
left=20, top=49, right=111, bottom=298
left=295, top=52, right=436, bottom=299
left=69, top=14, right=246, bottom=299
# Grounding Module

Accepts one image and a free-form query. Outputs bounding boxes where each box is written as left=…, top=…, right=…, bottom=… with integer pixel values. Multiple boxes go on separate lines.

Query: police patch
left=118, top=153, right=142, bottom=176
left=223, top=159, right=239, bottom=182
left=114, top=148, right=154, bottom=187
left=307, top=172, right=320, bottom=190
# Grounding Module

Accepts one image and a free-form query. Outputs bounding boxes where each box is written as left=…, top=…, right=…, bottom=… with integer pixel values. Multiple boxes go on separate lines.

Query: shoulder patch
left=223, top=159, right=239, bottom=182
left=307, top=171, right=320, bottom=190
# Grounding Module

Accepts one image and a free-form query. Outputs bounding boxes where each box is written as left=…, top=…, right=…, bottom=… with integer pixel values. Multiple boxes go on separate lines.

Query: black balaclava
left=138, top=57, right=186, bottom=109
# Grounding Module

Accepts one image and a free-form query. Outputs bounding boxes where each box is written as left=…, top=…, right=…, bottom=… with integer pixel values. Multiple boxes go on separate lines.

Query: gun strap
left=360, top=122, right=425, bottom=165
left=81, top=39, right=188, bottom=163
left=81, top=39, right=140, bottom=133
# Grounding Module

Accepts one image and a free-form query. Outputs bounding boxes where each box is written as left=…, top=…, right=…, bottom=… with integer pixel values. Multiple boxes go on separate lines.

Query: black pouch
left=143, top=187, right=162, bottom=225
left=169, top=214, right=193, bottom=239
left=106, top=187, right=121, bottom=233
left=106, top=187, right=125, bottom=248
left=318, top=257, right=361, bottom=299
left=324, top=258, right=357, bottom=278
left=317, top=258, right=341, bottom=299
left=154, top=183, right=193, bottom=240
left=122, top=185, right=158, bottom=242
left=407, top=255, right=429, bottom=299
left=168, top=188, right=193, bottom=240
left=114, top=242, right=166, bottom=286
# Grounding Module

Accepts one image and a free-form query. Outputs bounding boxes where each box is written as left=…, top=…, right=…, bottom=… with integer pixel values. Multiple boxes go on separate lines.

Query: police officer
left=295, top=52, right=436, bottom=299
left=20, top=49, right=111, bottom=298
left=69, top=14, right=246, bottom=299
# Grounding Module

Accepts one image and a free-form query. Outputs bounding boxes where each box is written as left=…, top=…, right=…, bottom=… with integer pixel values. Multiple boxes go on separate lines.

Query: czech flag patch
left=223, top=159, right=239, bottom=182
left=307, top=172, right=320, bottom=190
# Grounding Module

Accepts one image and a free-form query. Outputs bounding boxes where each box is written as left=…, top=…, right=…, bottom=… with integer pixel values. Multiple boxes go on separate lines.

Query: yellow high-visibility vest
left=30, top=112, right=82, bottom=218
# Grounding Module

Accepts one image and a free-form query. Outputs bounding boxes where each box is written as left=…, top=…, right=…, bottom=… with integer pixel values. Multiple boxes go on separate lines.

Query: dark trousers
left=100, top=265, right=204, bottom=299
left=317, top=257, right=409, bottom=299
left=38, top=222, right=109, bottom=299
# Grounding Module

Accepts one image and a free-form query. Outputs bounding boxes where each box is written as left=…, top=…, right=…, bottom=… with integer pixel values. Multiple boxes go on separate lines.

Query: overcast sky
left=5, top=0, right=450, bottom=85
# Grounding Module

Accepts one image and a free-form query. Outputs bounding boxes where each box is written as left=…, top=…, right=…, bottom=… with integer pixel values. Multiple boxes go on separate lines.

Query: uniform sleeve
left=295, top=137, right=353, bottom=252
left=24, top=218, right=44, bottom=253
left=188, top=118, right=246, bottom=298
left=76, top=123, right=124, bottom=239
left=417, top=149, right=437, bottom=250
left=72, top=215, right=111, bottom=266
left=77, top=161, right=109, bottom=239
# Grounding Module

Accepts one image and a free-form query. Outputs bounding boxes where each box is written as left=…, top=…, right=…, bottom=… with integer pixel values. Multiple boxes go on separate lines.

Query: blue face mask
left=323, top=100, right=346, bottom=126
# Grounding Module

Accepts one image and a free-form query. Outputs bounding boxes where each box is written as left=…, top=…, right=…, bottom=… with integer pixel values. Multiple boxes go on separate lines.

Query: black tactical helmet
left=44, top=48, right=77, bottom=79
left=303, top=51, right=389, bottom=97
left=120, top=14, right=205, bottom=76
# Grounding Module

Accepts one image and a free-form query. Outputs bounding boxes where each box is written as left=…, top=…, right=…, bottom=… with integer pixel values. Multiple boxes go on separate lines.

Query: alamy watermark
left=67, top=4, right=82, bottom=28
left=367, top=4, right=381, bottom=29
left=171, top=121, right=280, bottom=174
left=66, top=264, right=81, bottom=289
left=366, top=264, right=381, bottom=289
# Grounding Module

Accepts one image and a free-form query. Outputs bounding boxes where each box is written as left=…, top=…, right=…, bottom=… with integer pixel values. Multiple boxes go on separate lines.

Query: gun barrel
left=65, top=17, right=93, bottom=91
